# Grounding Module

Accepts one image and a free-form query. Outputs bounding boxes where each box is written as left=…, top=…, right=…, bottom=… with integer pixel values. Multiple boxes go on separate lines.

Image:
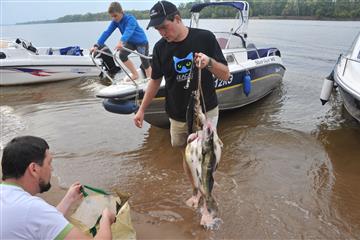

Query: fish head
left=202, top=121, right=215, bottom=150
left=187, top=132, right=199, bottom=144
left=204, top=121, right=215, bottom=138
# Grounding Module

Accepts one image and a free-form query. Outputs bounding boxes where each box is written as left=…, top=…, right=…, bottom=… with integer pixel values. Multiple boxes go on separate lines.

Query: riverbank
left=16, top=15, right=360, bottom=25
left=252, top=15, right=360, bottom=21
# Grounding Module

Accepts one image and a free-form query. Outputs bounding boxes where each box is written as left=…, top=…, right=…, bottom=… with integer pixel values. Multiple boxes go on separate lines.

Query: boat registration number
left=214, top=74, right=233, bottom=88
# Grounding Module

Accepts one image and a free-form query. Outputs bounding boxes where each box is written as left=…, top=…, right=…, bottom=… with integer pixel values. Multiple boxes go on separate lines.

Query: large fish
left=186, top=90, right=205, bottom=135
left=185, top=89, right=223, bottom=229
left=185, top=89, right=206, bottom=208
left=198, top=122, right=222, bottom=229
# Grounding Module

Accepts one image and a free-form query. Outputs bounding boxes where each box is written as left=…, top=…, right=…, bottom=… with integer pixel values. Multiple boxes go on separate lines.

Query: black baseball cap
left=147, top=1, right=178, bottom=30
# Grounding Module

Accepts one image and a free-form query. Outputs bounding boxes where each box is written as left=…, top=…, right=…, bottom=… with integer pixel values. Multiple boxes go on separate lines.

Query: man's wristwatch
left=206, top=57, right=213, bottom=69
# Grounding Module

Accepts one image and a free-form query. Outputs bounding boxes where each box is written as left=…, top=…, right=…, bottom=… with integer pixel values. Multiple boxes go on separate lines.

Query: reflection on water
left=0, top=77, right=100, bottom=106
left=1, top=20, right=360, bottom=239
left=0, top=106, right=26, bottom=150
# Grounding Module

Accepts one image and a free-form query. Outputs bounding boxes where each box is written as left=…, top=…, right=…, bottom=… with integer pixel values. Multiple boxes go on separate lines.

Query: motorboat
left=0, top=38, right=101, bottom=85
left=320, top=32, right=360, bottom=122
left=96, top=1, right=286, bottom=128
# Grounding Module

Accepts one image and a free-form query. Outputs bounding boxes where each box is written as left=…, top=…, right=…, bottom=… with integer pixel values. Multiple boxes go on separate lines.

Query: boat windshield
left=342, top=32, right=360, bottom=80
left=347, top=32, right=360, bottom=60
left=214, top=32, right=246, bottom=49
left=190, top=1, right=249, bottom=40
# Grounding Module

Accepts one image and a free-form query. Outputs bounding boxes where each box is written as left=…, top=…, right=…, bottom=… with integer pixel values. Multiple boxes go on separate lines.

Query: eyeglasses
left=159, top=1, right=167, bottom=16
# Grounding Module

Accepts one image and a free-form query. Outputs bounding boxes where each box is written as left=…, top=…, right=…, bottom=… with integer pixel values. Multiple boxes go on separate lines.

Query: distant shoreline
left=16, top=16, right=360, bottom=25
left=252, top=16, right=360, bottom=21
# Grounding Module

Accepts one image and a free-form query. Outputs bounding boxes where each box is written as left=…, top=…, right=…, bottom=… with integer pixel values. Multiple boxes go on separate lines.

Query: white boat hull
left=1, top=65, right=99, bottom=85
left=334, top=58, right=360, bottom=122
left=0, top=39, right=101, bottom=85
left=332, top=32, right=360, bottom=122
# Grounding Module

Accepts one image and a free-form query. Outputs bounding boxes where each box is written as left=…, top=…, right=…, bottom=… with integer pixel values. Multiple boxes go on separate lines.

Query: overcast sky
left=1, top=0, right=188, bottom=25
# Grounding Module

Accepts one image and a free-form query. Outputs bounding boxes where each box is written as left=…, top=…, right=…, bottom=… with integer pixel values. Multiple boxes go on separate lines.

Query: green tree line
left=247, top=0, right=360, bottom=18
left=19, top=0, right=360, bottom=24
left=178, top=0, right=360, bottom=19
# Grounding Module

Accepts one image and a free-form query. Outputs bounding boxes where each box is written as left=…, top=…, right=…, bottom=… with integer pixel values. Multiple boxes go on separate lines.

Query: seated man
left=0, top=136, right=115, bottom=240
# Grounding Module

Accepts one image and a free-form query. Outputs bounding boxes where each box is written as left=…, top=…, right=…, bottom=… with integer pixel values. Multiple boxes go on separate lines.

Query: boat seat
left=217, top=37, right=229, bottom=49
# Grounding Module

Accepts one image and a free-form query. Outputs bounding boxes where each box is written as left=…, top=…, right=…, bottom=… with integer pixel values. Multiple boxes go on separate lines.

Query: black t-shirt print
left=151, top=28, right=227, bottom=122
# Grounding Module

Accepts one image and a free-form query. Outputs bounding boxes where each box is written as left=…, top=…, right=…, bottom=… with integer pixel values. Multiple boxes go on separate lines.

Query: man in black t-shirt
left=134, top=1, right=230, bottom=148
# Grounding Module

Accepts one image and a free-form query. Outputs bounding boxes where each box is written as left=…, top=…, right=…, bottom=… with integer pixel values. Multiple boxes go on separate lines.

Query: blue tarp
left=59, top=46, right=83, bottom=56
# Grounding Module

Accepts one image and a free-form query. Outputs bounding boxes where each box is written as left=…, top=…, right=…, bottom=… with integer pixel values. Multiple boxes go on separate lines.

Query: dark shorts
left=119, top=42, right=150, bottom=69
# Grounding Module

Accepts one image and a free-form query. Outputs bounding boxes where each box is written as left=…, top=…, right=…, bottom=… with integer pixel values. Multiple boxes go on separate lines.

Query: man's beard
left=39, top=178, right=51, bottom=193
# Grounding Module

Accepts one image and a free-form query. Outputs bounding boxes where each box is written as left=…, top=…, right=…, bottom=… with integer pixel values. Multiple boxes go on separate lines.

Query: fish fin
left=218, top=138, right=223, bottom=148
left=213, top=132, right=223, bottom=148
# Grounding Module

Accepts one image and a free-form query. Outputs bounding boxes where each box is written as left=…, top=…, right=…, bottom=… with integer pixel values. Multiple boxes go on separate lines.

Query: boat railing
left=266, top=48, right=279, bottom=57
left=224, top=46, right=279, bottom=63
left=91, top=48, right=144, bottom=104
left=341, top=54, right=360, bottom=76
left=91, top=49, right=116, bottom=83
left=91, top=48, right=138, bottom=83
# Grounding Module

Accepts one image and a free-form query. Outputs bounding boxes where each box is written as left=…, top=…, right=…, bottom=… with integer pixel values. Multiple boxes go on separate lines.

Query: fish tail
left=206, top=195, right=218, bottom=216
